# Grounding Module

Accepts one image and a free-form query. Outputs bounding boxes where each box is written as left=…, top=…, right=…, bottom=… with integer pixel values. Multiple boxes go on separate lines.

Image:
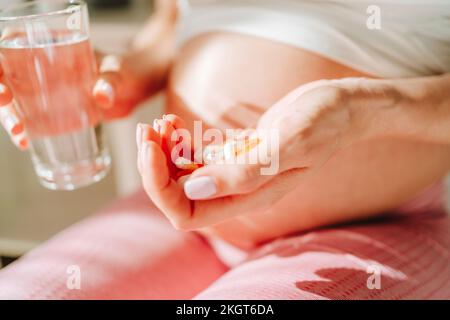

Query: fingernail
left=157, top=119, right=169, bottom=134
left=0, top=83, right=13, bottom=106
left=153, top=119, right=160, bottom=132
left=11, top=132, right=27, bottom=150
left=11, top=122, right=24, bottom=135
left=93, top=79, right=114, bottom=108
left=177, top=174, right=190, bottom=185
left=184, top=176, right=217, bottom=200
left=157, top=119, right=165, bottom=127
left=136, top=124, right=143, bottom=149
left=18, top=138, right=28, bottom=150
left=4, top=114, right=22, bottom=135
left=99, top=54, right=122, bottom=73
left=141, top=141, right=150, bottom=168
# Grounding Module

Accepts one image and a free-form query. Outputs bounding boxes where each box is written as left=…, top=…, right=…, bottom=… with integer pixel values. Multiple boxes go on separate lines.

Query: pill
left=174, top=157, right=202, bottom=170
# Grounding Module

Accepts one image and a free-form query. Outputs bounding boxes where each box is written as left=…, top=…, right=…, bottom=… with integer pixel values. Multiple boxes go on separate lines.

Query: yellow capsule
left=203, top=136, right=261, bottom=163
left=234, top=136, right=260, bottom=156
left=174, top=157, right=201, bottom=170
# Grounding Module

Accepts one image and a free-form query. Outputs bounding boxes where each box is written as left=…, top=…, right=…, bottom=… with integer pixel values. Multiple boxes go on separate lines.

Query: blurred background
left=0, top=0, right=449, bottom=268
left=0, top=0, right=164, bottom=265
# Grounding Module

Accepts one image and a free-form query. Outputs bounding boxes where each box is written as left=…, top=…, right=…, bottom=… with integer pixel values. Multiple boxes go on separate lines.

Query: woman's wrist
left=388, top=74, right=450, bottom=145
left=335, top=77, right=406, bottom=144
left=345, top=75, right=450, bottom=145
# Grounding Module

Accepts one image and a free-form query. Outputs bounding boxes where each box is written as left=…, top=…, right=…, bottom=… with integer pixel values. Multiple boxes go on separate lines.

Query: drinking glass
left=0, top=0, right=111, bottom=190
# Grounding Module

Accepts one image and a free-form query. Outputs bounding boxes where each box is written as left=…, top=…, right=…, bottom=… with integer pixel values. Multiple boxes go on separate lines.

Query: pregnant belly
left=167, top=31, right=369, bottom=131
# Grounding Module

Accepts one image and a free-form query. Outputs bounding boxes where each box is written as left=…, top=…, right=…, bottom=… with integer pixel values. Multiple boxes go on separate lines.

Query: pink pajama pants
left=0, top=184, right=448, bottom=299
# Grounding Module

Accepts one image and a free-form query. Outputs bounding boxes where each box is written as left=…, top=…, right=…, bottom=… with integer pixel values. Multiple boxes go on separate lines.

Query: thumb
left=183, top=162, right=276, bottom=200
left=184, top=134, right=282, bottom=200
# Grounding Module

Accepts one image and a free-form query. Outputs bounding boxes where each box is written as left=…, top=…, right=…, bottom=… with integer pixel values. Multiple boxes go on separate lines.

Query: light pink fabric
left=0, top=183, right=449, bottom=300
left=197, top=210, right=450, bottom=299
left=196, top=183, right=450, bottom=299
left=0, top=191, right=228, bottom=299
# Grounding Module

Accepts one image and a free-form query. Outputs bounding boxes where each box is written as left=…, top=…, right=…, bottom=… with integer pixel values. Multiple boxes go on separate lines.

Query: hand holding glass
left=0, top=0, right=111, bottom=190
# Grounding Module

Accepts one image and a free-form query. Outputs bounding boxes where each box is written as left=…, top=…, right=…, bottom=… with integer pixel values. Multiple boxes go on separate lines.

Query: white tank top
left=176, top=0, right=450, bottom=78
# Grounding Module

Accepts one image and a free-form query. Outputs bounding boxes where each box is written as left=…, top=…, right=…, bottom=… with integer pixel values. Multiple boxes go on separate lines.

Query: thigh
left=0, top=190, right=227, bottom=299
left=196, top=188, right=450, bottom=300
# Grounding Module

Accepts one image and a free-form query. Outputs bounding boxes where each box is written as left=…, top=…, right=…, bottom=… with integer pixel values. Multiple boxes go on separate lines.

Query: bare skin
left=157, top=32, right=450, bottom=247
left=2, top=2, right=450, bottom=248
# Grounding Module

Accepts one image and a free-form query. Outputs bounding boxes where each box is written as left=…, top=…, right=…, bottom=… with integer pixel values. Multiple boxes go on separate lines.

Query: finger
left=139, top=140, right=192, bottom=228
left=176, top=174, right=191, bottom=187
left=136, top=123, right=160, bottom=173
left=141, top=142, right=307, bottom=230
left=162, top=114, right=186, bottom=130
left=0, top=106, right=28, bottom=150
left=175, top=170, right=194, bottom=182
left=160, top=122, right=202, bottom=174
left=93, top=77, right=116, bottom=109
left=184, top=138, right=277, bottom=200
left=137, top=123, right=161, bottom=150
left=158, top=118, right=177, bottom=154
left=184, top=162, right=275, bottom=200
left=157, top=118, right=179, bottom=176
left=163, top=113, right=193, bottom=158
left=0, top=105, right=24, bottom=135
left=163, top=114, right=194, bottom=161
left=0, top=83, right=28, bottom=150
left=11, top=132, right=28, bottom=151
left=92, top=54, right=122, bottom=109
left=0, top=83, right=15, bottom=129
left=180, top=167, right=308, bottom=230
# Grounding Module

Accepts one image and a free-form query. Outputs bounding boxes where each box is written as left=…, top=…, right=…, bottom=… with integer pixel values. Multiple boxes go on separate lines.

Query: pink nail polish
left=93, top=79, right=114, bottom=108
left=0, top=84, right=13, bottom=106
left=136, top=124, right=143, bottom=149
left=153, top=119, right=160, bottom=132
left=11, top=122, right=24, bottom=135
left=3, top=114, right=20, bottom=134
left=184, top=176, right=217, bottom=200
left=18, top=138, right=28, bottom=150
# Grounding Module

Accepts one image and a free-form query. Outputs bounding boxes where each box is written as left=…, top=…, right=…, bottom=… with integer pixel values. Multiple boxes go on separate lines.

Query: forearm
left=126, top=0, right=178, bottom=94
left=363, top=74, right=450, bottom=145
left=131, top=0, right=178, bottom=53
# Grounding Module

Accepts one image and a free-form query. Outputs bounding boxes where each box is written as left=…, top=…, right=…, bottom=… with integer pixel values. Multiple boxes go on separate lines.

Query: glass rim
left=0, top=0, right=85, bottom=22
